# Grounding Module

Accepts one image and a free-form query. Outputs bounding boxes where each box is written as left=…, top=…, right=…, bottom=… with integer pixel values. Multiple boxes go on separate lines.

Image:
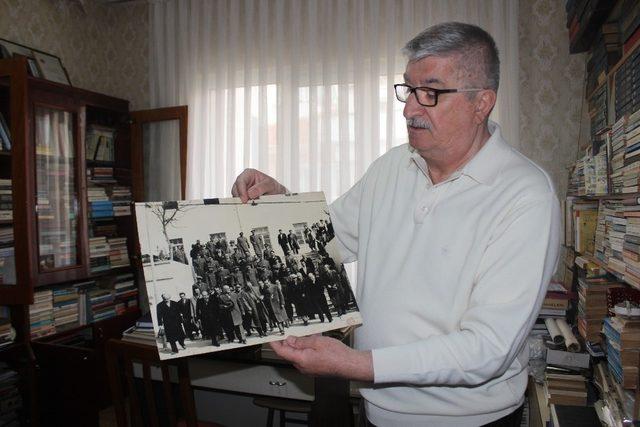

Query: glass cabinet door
left=34, top=107, right=80, bottom=272
left=0, top=79, right=14, bottom=286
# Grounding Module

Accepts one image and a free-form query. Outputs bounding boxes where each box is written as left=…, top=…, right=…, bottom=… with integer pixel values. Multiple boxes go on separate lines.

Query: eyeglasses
left=393, top=83, right=484, bottom=107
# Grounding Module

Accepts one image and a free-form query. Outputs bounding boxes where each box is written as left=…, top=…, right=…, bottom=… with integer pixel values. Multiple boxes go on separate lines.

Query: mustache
left=406, top=117, right=431, bottom=129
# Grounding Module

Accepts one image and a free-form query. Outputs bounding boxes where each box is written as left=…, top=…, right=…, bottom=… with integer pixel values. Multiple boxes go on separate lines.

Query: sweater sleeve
left=328, top=177, right=366, bottom=264
left=372, top=191, right=561, bottom=386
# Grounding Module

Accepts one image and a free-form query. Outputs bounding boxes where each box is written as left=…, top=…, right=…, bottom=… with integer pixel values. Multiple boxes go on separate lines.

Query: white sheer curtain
left=149, top=0, right=519, bottom=201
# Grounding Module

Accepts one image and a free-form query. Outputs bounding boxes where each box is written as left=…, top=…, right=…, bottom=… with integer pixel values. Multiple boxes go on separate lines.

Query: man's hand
left=231, top=168, right=289, bottom=203
left=270, top=335, right=373, bottom=382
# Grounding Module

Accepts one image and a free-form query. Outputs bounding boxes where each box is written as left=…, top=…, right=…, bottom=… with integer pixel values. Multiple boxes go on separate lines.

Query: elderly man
left=156, top=293, right=186, bottom=354
left=232, top=22, right=559, bottom=427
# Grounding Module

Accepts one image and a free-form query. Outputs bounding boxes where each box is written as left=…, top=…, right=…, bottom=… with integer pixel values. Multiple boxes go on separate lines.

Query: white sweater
left=329, top=122, right=560, bottom=426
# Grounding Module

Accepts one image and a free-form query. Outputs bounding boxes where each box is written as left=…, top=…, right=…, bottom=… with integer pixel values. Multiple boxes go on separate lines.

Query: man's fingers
left=247, top=179, right=279, bottom=200
left=270, top=340, right=301, bottom=363
left=232, top=170, right=252, bottom=203
left=285, top=334, right=318, bottom=349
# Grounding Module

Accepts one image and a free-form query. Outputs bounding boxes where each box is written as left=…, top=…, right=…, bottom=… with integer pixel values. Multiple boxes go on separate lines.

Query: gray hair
left=402, top=22, right=500, bottom=92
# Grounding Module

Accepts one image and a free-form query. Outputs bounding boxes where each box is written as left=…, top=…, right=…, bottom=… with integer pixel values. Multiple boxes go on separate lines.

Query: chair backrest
left=105, top=339, right=198, bottom=427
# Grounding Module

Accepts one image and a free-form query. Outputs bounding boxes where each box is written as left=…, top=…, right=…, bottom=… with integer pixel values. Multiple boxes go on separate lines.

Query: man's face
left=162, top=294, right=170, bottom=302
left=179, top=293, right=186, bottom=300
left=402, top=55, right=479, bottom=160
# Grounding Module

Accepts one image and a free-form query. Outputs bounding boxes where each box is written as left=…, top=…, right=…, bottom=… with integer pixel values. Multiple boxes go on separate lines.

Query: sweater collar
left=408, top=120, right=509, bottom=186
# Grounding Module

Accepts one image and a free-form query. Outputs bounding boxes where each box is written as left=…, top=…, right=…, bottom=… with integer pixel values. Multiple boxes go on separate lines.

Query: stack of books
left=89, top=200, right=113, bottom=220
left=110, top=186, right=132, bottom=216
left=621, top=0, right=640, bottom=49
left=88, top=287, right=116, bottom=323
left=0, top=317, right=13, bottom=349
left=615, top=47, right=640, bottom=120
left=573, top=200, right=599, bottom=255
left=611, top=117, right=628, bottom=194
left=72, top=280, right=96, bottom=326
left=623, top=200, right=640, bottom=287
left=593, top=149, right=608, bottom=195
left=606, top=205, right=627, bottom=276
left=0, top=226, right=14, bottom=285
left=122, top=313, right=155, bottom=346
left=87, top=185, right=108, bottom=203
left=0, top=112, right=11, bottom=151
left=113, top=273, right=138, bottom=311
left=87, top=166, right=116, bottom=184
left=621, top=109, right=640, bottom=194
left=52, top=286, right=79, bottom=331
left=586, top=24, right=621, bottom=100
left=29, top=289, right=55, bottom=338
left=594, top=201, right=608, bottom=264
left=587, top=84, right=608, bottom=137
left=603, top=316, right=640, bottom=388
left=0, top=179, right=11, bottom=221
left=570, top=157, right=586, bottom=196
left=544, top=371, right=588, bottom=406
left=89, top=236, right=110, bottom=273
left=107, top=237, right=129, bottom=268
left=92, top=222, right=117, bottom=238
left=577, top=277, right=623, bottom=343
left=85, top=125, right=115, bottom=162
left=532, top=282, right=572, bottom=336
left=539, top=282, right=572, bottom=319
left=0, top=363, right=21, bottom=426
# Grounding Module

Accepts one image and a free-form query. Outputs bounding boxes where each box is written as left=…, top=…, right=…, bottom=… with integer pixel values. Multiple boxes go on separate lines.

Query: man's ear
left=473, top=89, right=497, bottom=124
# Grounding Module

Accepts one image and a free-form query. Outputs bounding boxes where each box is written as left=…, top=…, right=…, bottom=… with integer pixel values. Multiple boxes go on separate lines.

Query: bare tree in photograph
left=145, top=201, right=195, bottom=257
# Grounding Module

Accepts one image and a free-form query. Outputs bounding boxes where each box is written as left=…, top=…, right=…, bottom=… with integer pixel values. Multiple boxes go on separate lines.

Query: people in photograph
left=197, top=290, right=220, bottom=347
left=306, top=231, right=316, bottom=251
left=232, top=22, right=559, bottom=426
left=305, top=273, right=332, bottom=323
left=249, top=229, right=263, bottom=257
left=194, top=253, right=207, bottom=278
left=238, top=282, right=266, bottom=338
left=277, top=229, right=290, bottom=256
left=156, top=294, right=186, bottom=354
left=218, top=285, right=246, bottom=344
left=260, top=279, right=285, bottom=334
left=287, top=229, right=300, bottom=254
left=173, top=245, right=188, bottom=264
left=237, top=232, right=251, bottom=257
left=272, top=279, right=288, bottom=333
left=177, top=292, right=196, bottom=340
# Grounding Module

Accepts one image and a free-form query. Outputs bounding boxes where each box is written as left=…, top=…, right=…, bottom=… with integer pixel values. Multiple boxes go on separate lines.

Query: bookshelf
left=563, top=1, right=640, bottom=424
left=0, top=55, right=187, bottom=426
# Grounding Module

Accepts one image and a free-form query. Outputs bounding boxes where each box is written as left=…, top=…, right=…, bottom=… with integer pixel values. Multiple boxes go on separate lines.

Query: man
left=177, top=292, right=196, bottom=340
left=196, top=290, right=220, bottom=347
left=237, top=232, right=251, bottom=258
left=156, top=294, right=186, bottom=354
left=249, top=230, right=262, bottom=257
left=232, top=22, right=559, bottom=426
left=287, top=229, right=300, bottom=254
left=277, top=229, right=290, bottom=256
left=305, top=272, right=333, bottom=323
left=218, top=285, right=247, bottom=344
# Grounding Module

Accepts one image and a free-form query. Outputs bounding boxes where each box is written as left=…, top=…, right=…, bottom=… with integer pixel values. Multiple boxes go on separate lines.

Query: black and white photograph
left=135, top=192, right=362, bottom=359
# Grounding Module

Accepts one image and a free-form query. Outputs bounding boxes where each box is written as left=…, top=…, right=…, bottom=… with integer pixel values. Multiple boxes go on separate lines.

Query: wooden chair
left=106, top=338, right=223, bottom=427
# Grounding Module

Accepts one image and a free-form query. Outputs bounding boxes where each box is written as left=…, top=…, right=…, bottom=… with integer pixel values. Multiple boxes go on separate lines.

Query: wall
left=0, top=0, right=149, bottom=109
left=519, top=0, right=589, bottom=197
left=0, top=0, right=582, bottom=195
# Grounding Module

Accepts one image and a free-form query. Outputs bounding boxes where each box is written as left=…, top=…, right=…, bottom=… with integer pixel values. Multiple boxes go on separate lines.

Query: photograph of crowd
left=135, top=193, right=362, bottom=359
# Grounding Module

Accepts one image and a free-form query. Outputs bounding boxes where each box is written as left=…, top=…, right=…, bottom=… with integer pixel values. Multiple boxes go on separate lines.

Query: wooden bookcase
left=0, top=56, right=187, bottom=426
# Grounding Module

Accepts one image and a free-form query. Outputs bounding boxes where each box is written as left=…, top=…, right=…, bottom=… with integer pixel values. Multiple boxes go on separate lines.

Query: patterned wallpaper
left=519, top=0, right=588, bottom=197
left=0, top=0, right=149, bottom=110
